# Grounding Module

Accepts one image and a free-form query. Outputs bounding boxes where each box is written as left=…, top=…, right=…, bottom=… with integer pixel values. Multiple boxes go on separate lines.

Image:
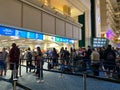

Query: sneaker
left=36, top=80, right=44, bottom=83
left=41, top=80, right=44, bottom=82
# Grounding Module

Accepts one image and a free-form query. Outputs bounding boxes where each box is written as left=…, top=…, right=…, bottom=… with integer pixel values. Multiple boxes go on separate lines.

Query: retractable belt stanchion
left=59, top=59, right=64, bottom=78
left=60, top=64, right=63, bottom=78
left=83, top=71, right=87, bottom=90
left=19, top=59, right=22, bottom=77
left=13, top=63, right=17, bottom=90
left=38, top=60, right=44, bottom=83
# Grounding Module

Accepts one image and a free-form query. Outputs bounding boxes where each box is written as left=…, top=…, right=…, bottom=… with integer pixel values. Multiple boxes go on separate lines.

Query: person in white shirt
left=91, top=48, right=100, bottom=76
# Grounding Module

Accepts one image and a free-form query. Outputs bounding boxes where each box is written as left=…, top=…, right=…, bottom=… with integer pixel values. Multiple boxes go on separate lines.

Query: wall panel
left=73, top=26, right=79, bottom=39
left=79, top=29, right=82, bottom=40
left=56, top=18, right=65, bottom=36
left=42, top=13, right=55, bottom=34
left=23, top=4, right=42, bottom=32
left=66, top=23, right=73, bottom=38
left=0, top=0, right=21, bottom=27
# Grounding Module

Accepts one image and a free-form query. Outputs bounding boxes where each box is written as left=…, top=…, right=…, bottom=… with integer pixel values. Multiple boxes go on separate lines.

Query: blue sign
left=15, top=30, right=27, bottom=38
left=55, top=37, right=60, bottom=42
left=59, top=38, right=63, bottom=42
left=0, top=27, right=15, bottom=36
left=36, top=33, right=43, bottom=40
left=62, top=38, right=66, bottom=43
left=68, top=39, right=74, bottom=44
left=27, top=32, right=36, bottom=39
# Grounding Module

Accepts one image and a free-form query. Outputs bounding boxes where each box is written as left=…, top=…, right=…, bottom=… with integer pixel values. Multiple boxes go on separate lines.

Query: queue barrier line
left=18, top=59, right=119, bottom=80
left=20, top=58, right=120, bottom=75
left=1, top=58, right=119, bottom=90
left=19, top=58, right=120, bottom=75
left=2, top=59, right=120, bottom=90
left=18, top=60, right=120, bottom=90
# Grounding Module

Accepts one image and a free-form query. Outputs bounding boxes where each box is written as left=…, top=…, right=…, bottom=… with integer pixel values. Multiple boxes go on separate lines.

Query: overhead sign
left=15, top=30, right=27, bottom=38
left=36, top=33, right=43, bottom=40
left=27, top=32, right=36, bottom=39
left=0, top=26, right=74, bottom=44
left=0, top=27, right=15, bottom=36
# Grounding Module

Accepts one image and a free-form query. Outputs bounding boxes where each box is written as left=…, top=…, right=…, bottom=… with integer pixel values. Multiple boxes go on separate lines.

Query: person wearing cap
left=8, top=43, right=20, bottom=80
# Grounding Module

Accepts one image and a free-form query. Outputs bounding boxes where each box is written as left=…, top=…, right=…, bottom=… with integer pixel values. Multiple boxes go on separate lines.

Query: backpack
left=106, top=51, right=114, bottom=60
left=27, top=52, right=32, bottom=60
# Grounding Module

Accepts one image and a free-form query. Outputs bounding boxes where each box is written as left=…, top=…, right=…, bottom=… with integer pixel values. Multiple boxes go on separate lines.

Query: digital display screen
left=65, top=39, right=69, bottom=43
left=36, top=33, right=43, bottom=40
left=15, top=30, right=27, bottom=38
left=94, top=38, right=98, bottom=41
left=27, top=32, right=36, bottom=39
left=55, top=37, right=60, bottom=42
left=0, top=27, right=15, bottom=36
left=68, top=40, right=74, bottom=44
left=93, top=38, right=107, bottom=47
left=59, top=38, right=63, bottom=42
left=62, top=38, right=66, bottom=43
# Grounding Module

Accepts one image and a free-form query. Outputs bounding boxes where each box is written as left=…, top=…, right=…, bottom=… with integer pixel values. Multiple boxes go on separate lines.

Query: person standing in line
left=8, top=43, right=20, bottom=80
left=86, top=46, right=92, bottom=68
left=2, top=48, right=8, bottom=76
left=64, top=47, right=70, bottom=65
left=35, top=47, right=44, bottom=83
left=103, top=45, right=116, bottom=78
left=91, top=48, right=100, bottom=76
left=60, top=47, right=65, bottom=64
left=26, top=47, right=32, bottom=72
left=0, top=51, right=4, bottom=76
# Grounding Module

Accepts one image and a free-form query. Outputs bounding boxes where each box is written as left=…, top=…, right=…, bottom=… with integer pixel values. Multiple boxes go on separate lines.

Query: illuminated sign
left=36, top=33, right=43, bottom=40
left=0, top=26, right=75, bottom=44
left=0, top=27, right=15, bottom=36
left=55, top=36, right=74, bottom=44
left=106, top=29, right=115, bottom=40
left=68, top=40, right=74, bottom=44
left=15, top=30, right=27, bottom=38
left=27, top=32, right=36, bottom=39
left=55, top=37, right=60, bottom=42
left=118, top=44, right=120, bottom=48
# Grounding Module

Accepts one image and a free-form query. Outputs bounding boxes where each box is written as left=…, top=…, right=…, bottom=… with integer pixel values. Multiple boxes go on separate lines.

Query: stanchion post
left=83, top=71, right=87, bottom=90
left=37, top=60, right=44, bottom=83
left=13, top=80, right=17, bottom=90
left=13, top=63, right=17, bottom=90
left=39, top=60, right=42, bottom=81
left=59, top=62, right=64, bottom=78
left=19, top=59, right=22, bottom=77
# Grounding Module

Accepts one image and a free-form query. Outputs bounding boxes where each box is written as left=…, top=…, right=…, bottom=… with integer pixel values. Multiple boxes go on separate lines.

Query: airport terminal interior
left=0, top=0, right=120, bottom=90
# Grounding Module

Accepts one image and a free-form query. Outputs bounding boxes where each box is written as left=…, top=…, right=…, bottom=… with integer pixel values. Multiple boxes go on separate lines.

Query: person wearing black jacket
left=103, top=45, right=116, bottom=78
left=86, top=46, right=92, bottom=69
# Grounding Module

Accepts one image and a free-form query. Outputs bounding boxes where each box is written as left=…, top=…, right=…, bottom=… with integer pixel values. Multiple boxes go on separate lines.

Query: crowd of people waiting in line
left=0, top=43, right=120, bottom=81
left=21, top=44, right=120, bottom=79
left=0, top=43, right=44, bottom=82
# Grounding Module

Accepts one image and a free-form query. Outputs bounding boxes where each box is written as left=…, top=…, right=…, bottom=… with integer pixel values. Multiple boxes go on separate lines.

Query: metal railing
left=1, top=57, right=120, bottom=90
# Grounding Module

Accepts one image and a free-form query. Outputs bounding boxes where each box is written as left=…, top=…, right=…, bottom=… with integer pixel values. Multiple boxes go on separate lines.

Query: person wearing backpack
left=103, top=45, right=116, bottom=78
left=26, top=47, right=32, bottom=72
